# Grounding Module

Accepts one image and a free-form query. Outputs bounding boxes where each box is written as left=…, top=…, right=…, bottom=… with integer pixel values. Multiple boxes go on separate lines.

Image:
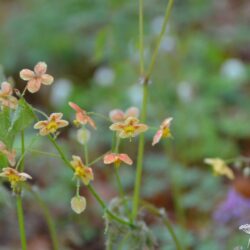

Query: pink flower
left=0, top=82, right=18, bottom=109
left=104, top=153, right=133, bottom=167
left=20, top=62, right=54, bottom=93
left=70, top=155, right=94, bottom=185
left=109, top=107, right=139, bottom=123
left=110, top=117, right=148, bottom=139
left=152, top=117, right=173, bottom=146
left=69, top=102, right=96, bottom=129
left=0, top=141, right=16, bottom=166
left=0, top=167, right=32, bottom=192
left=34, top=113, right=69, bottom=136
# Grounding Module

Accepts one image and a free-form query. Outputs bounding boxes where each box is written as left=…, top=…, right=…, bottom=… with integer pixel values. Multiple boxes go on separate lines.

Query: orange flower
left=70, top=155, right=94, bottom=185
left=104, top=153, right=133, bottom=167
left=0, top=167, right=32, bottom=191
left=34, top=113, right=69, bottom=136
left=69, top=102, right=96, bottom=129
left=20, top=62, right=54, bottom=93
left=109, top=107, right=139, bottom=123
left=152, top=117, right=173, bottom=146
left=109, top=117, right=148, bottom=139
left=0, top=82, right=18, bottom=109
left=0, top=141, right=16, bottom=166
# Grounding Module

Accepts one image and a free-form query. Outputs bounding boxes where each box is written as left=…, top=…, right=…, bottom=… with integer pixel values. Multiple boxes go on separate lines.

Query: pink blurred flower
left=109, top=107, right=139, bottom=123
left=34, top=113, right=69, bottom=136
left=104, top=153, right=133, bottom=167
left=0, top=141, right=16, bottom=166
left=0, top=82, right=18, bottom=109
left=152, top=117, right=173, bottom=146
left=20, top=62, right=54, bottom=93
left=69, top=102, right=96, bottom=129
left=110, top=117, right=148, bottom=139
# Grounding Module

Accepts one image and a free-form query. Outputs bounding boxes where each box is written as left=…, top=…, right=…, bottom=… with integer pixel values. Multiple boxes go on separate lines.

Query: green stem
left=114, top=167, right=124, bottom=197
left=140, top=201, right=182, bottom=250
left=16, top=196, right=27, bottom=250
left=24, top=184, right=59, bottom=250
left=132, top=84, right=148, bottom=221
left=87, top=184, right=134, bottom=228
left=20, top=130, right=25, bottom=172
left=84, top=142, right=89, bottom=165
left=47, top=135, right=134, bottom=228
left=139, top=0, right=144, bottom=75
left=146, top=0, right=174, bottom=80
left=87, top=151, right=109, bottom=167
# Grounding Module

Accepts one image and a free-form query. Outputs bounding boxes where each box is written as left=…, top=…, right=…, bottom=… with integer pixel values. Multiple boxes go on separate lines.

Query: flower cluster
left=0, top=61, right=174, bottom=214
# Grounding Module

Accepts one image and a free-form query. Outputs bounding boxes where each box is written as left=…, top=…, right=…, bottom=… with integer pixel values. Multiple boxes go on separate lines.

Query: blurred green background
left=0, top=0, right=250, bottom=249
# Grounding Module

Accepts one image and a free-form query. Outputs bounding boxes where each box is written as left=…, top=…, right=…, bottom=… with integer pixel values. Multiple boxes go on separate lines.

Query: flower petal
left=41, top=74, right=54, bottom=85
left=161, top=117, right=173, bottom=129
left=19, top=69, right=35, bottom=81
left=104, top=153, right=117, bottom=164
left=109, top=109, right=125, bottom=122
left=69, top=102, right=83, bottom=113
left=1, top=82, right=13, bottom=95
left=119, top=154, right=133, bottom=165
left=34, top=62, right=47, bottom=75
left=125, top=107, right=139, bottom=119
left=152, top=129, right=163, bottom=146
left=87, top=117, right=96, bottom=129
left=109, top=122, right=124, bottom=132
left=57, top=120, right=69, bottom=128
left=50, top=112, right=63, bottom=121
left=19, top=172, right=32, bottom=180
left=34, top=121, right=47, bottom=129
left=27, top=78, right=42, bottom=93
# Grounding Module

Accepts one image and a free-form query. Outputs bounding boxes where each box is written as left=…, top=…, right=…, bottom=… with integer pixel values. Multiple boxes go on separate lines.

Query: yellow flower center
left=47, top=121, right=58, bottom=133
left=162, top=127, right=171, bottom=138
left=124, top=125, right=135, bottom=134
left=75, top=166, right=85, bottom=177
left=9, top=174, right=20, bottom=184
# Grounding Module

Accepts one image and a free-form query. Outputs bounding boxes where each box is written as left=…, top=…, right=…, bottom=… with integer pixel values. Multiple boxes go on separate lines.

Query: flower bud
left=76, top=128, right=90, bottom=145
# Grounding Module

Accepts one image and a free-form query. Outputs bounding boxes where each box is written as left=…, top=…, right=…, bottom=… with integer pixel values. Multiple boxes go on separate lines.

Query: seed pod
left=71, top=196, right=86, bottom=214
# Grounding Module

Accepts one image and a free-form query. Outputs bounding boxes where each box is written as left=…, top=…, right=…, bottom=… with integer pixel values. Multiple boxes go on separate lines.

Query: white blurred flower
left=127, top=85, right=143, bottom=106
left=221, top=58, right=246, bottom=81
left=50, top=78, right=73, bottom=107
left=160, top=36, right=176, bottom=53
left=177, top=81, right=193, bottom=103
left=71, top=196, right=86, bottom=214
left=239, top=224, right=250, bottom=248
left=150, top=16, right=171, bottom=35
left=94, top=67, right=115, bottom=87
left=76, top=128, right=91, bottom=145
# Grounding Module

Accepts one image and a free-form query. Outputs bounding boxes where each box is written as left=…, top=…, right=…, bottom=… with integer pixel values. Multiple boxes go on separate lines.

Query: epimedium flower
left=109, top=107, right=139, bottom=123
left=20, top=62, right=54, bottom=93
left=204, top=158, right=234, bottom=180
left=109, top=117, right=148, bottom=139
left=0, top=141, right=16, bottom=166
left=71, top=195, right=87, bottom=214
left=104, top=153, right=133, bottom=167
left=0, top=82, right=18, bottom=109
left=34, top=113, right=69, bottom=136
left=68, top=102, right=96, bottom=129
left=70, top=155, right=94, bottom=185
left=0, top=167, right=32, bottom=192
left=152, top=117, right=173, bottom=146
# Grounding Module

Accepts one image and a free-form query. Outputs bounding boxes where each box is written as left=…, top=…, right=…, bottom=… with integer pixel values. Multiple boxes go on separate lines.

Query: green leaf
left=8, top=99, right=35, bottom=146
left=0, top=152, right=8, bottom=169
left=0, top=108, right=11, bottom=146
